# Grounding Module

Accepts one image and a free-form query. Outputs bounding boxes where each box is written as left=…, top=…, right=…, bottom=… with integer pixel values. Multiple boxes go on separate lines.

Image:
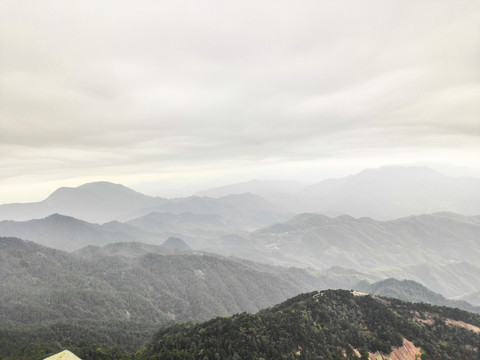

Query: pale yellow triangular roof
left=43, top=350, right=82, bottom=360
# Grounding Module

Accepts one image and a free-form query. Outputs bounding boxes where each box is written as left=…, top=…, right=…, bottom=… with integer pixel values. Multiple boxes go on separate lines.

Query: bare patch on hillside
left=368, top=338, right=421, bottom=360
left=446, top=319, right=480, bottom=334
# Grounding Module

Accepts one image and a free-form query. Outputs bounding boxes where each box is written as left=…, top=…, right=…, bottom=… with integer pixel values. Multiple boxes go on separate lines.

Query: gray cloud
left=1, top=0, right=479, bottom=202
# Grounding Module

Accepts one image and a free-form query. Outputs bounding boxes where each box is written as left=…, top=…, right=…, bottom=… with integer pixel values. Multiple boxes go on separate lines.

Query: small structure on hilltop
left=44, top=350, right=82, bottom=360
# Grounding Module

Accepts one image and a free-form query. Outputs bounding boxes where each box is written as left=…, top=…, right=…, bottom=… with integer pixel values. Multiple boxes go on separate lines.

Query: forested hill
left=139, top=290, right=480, bottom=360
left=0, top=237, right=316, bottom=359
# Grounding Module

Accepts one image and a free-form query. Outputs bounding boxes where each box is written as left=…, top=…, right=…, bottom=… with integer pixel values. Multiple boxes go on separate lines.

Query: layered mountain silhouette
left=296, top=166, right=480, bottom=219
left=2, top=166, right=479, bottom=225
left=198, top=166, right=480, bottom=219
left=2, top=166, right=480, bottom=359
left=2, top=237, right=479, bottom=359
left=248, top=212, right=480, bottom=270
left=0, top=182, right=162, bottom=223
left=0, top=182, right=289, bottom=227
left=367, top=260, right=480, bottom=299
left=459, top=291, right=480, bottom=306
left=196, top=179, right=308, bottom=211
left=2, top=210, right=479, bottom=300
left=0, top=214, right=166, bottom=251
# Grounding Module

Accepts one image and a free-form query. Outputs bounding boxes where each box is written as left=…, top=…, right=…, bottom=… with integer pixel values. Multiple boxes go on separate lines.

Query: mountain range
left=246, top=212, right=480, bottom=270
left=0, top=182, right=289, bottom=227
left=0, top=214, right=168, bottom=251
left=2, top=167, right=479, bottom=225
left=2, top=236, right=480, bottom=359
left=1, top=166, right=480, bottom=359
left=1, top=210, right=479, bottom=300
left=198, top=166, right=480, bottom=219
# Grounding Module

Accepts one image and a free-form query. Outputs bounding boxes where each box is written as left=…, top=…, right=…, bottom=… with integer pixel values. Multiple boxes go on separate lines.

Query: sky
left=1, top=0, right=479, bottom=203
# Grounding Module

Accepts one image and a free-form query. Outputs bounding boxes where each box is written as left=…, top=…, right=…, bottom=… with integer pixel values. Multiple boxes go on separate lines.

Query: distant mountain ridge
left=3, top=166, right=479, bottom=224
left=355, top=278, right=480, bottom=314
left=297, top=166, right=480, bottom=219
left=197, top=166, right=480, bottom=219
left=0, top=182, right=163, bottom=223
left=459, top=291, right=480, bottom=306
left=247, top=212, right=480, bottom=270
left=0, top=213, right=167, bottom=251
left=0, top=182, right=289, bottom=226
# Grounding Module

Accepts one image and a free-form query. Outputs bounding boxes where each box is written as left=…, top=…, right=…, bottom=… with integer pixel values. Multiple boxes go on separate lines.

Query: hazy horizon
left=0, top=163, right=479, bottom=205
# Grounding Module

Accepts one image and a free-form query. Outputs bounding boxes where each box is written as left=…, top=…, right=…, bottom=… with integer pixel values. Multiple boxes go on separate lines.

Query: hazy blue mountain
left=2, top=209, right=478, bottom=301
left=196, top=179, right=307, bottom=198
left=355, top=278, right=480, bottom=314
left=126, top=211, right=240, bottom=241
left=128, top=193, right=290, bottom=228
left=161, top=237, right=190, bottom=250
left=0, top=182, right=290, bottom=228
left=0, top=182, right=165, bottom=223
left=0, top=214, right=166, bottom=251
left=296, top=166, right=480, bottom=219
left=123, top=195, right=292, bottom=247
left=458, top=291, right=480, bottom=306
left=196, top=179, right=308, bottom=211
left=249, top=212, right=480, bottom=270
left=367, top=261, right=480, bottom=299
left=2, top=166, right=478, bottom=226
left=125, top=210, right=267, bottom=250
left=196, top=167, right=480, bottom=219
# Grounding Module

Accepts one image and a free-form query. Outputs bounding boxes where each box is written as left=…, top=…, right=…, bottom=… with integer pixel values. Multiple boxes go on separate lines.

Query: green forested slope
left=138, top=290, right=480, bottom=360
left=0, top=237, right=313, bottom=358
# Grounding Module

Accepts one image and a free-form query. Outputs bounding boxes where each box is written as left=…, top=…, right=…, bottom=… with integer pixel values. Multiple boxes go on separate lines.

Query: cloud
left=0, top=0, right=479, bottom=201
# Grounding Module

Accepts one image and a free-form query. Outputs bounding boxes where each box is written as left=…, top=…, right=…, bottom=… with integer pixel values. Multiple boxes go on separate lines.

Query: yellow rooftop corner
left=43, top=350, right=82, bottom=360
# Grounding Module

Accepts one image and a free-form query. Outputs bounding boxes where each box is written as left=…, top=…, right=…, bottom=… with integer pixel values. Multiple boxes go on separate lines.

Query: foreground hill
left=137, top=290, right=480, bottom=360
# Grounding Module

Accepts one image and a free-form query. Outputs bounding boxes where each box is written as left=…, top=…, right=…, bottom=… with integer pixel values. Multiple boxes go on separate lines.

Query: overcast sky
left=1, top=0, right=479, bottom=203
